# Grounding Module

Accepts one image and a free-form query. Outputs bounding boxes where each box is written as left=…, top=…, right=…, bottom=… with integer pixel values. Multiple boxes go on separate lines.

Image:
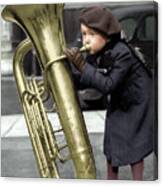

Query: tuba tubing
left=2, top=4, right=96, bottom=178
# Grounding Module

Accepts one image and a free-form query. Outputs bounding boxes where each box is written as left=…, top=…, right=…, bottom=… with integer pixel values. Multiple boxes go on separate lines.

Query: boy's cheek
left=88, top=47, right=93, bottom=54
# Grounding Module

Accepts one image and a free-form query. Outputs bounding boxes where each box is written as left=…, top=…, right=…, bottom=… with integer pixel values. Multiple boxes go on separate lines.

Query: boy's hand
left=64, top=47, right=85, bottom=72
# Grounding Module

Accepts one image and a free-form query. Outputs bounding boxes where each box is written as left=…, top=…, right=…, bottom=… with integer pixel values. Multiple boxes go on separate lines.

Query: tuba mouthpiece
left=80, top=44, right=91, bottom=52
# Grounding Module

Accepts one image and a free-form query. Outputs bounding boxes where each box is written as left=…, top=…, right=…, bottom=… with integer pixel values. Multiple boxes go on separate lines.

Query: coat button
left=113, top=157, right=119, bottom=164
left=107, top=94, right=111, bottom=103
left=108, top=66, right=112, bottom=71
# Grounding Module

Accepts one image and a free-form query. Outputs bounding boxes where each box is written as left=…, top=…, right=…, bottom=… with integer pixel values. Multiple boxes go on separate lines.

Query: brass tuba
left=2, top=4, right=96, bottom=178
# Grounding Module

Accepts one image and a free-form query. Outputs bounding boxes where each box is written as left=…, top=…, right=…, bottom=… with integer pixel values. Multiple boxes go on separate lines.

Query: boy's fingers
left=64, top=47, right=81, bottom=62
left=71, top=47, right=80, bottom=54
left=74, top=52, right=82, bottom=63
left=64, top=48, right=74, bottom=59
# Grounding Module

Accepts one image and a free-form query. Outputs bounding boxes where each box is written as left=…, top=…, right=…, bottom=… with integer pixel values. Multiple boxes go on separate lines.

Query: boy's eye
left=89, top=31, right=95, bottom=36
left=82, top=32, right=86, bottom=36
left=81, top=31, right=95, bottom=36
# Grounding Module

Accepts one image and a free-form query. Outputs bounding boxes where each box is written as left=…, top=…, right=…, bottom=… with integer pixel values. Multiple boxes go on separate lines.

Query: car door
left=129, top=13, right=158, bottom=69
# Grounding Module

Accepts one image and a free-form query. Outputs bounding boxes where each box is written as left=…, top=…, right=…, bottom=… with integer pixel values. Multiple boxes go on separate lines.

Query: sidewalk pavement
left=1, top=111, right=106, bottom=138
left=1, top=111, right=156, bottom=180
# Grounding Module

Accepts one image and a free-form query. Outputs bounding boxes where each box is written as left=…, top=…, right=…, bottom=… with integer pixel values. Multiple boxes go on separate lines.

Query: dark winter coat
left=76, top=40, right=154, bottom=167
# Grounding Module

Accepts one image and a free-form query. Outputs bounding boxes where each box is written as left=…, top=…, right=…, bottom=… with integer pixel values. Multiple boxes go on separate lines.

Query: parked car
left=113, top=3, right=158, bottom=70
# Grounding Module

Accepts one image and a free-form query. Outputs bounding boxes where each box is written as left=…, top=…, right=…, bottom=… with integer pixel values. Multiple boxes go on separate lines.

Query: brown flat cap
left=79, top=6, right=121, bottom=37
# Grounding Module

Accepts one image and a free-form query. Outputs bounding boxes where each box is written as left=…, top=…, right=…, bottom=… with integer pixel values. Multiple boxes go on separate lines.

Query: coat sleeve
left=70, top=63, right=90, bottom=89
left=80, top=46, right=133, bottom=94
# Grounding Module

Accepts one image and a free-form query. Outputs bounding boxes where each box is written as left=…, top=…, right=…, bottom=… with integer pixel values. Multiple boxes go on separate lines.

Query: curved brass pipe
left=13, top=38, right=60, bottom=178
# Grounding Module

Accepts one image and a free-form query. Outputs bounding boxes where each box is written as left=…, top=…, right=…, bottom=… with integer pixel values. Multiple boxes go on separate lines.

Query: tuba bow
left=2, top=4, right=96, bottom=178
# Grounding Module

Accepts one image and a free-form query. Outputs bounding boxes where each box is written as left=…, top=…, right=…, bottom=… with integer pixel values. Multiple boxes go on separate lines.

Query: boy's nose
left=84, top=35, right=90, bottom=44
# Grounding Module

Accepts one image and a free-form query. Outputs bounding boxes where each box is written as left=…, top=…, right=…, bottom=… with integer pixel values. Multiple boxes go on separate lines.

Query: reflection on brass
left=2, top=4, right=96, bottom=178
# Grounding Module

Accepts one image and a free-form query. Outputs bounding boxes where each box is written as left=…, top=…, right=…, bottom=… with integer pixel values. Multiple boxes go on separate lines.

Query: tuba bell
left=1, top=4, right=96, bottom=178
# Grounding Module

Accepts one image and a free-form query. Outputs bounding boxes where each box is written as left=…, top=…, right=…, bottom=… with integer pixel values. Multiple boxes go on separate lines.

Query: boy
left=64, top=6, right=154, bottom=180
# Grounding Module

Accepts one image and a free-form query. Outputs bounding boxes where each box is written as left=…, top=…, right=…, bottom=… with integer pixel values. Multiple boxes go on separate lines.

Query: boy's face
left=81, top=23, right=108, bottom=54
